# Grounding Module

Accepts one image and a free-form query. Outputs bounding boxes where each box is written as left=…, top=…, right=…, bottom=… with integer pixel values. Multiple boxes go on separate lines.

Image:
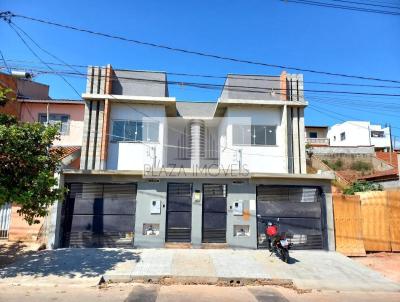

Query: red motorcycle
left=265, top=219, right=292, bottom=263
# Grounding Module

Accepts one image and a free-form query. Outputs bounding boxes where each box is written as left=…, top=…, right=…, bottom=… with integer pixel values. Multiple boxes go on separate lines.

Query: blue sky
left=1, top=0, right=400, bottom=144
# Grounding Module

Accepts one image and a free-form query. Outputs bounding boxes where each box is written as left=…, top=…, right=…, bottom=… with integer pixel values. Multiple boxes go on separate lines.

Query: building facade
left=305, top=126, right=329, bottom=146
left=328, top=121, right=391, bottom=151
left=47, top=65, right=335, bottom=251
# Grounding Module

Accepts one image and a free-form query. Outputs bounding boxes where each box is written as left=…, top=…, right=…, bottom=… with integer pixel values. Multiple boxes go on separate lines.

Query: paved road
left=1, top=284, right=400, bottom=302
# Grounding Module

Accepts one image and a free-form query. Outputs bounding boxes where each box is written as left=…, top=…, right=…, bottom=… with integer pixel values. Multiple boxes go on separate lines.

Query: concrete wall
left=312, top=146, right=375, bottom=155
left=305, top=127, right=328, bottom=138
left=112, top=70, right=168, bottom=97
left=8, top=205, right=44, bottom=242
left=17, top=79, right=49, bottom=99
left=19, top=102, right=84, bottom=146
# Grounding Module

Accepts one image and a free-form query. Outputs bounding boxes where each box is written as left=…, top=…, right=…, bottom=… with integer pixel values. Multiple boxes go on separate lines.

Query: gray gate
left=256, top=185, right=324, bottom=250
left=202, top=184, right=227, bottom=243
left=62, top=183, right=136, bottom=248
left=0, top=203, right=12, bottom=239
left=166, top=183, right=192, bottom=242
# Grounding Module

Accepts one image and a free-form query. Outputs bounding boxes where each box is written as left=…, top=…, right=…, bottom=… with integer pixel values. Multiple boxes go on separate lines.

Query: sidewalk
left=1, top=248, right=399, bottom=292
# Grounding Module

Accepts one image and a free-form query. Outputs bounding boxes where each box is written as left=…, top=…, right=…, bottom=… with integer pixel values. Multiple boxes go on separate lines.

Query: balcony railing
left=306, top=138, right=330, bottom=146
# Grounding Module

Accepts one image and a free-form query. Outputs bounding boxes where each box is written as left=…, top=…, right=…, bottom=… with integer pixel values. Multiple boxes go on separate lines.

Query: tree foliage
left=0, top=87, right=64, bottom=224
left=343, top=180, right=383, bottom=195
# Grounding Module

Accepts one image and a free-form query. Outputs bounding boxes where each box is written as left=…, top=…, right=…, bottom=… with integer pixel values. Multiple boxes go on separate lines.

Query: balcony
left=306, top=137, right=330, bottom=146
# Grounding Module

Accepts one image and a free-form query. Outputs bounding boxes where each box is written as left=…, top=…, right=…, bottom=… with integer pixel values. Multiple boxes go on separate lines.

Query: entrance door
left=62, top=183, right=136, bottom=248
left=202, top=184, right=227, bottom=243
left=256, top=185, right=324, bottom=250
left=166, top=183, right=192, bottom=242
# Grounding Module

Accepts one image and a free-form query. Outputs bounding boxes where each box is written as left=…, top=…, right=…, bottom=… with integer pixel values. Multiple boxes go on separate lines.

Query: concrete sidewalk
left=1, top=248, right=399, bottom=292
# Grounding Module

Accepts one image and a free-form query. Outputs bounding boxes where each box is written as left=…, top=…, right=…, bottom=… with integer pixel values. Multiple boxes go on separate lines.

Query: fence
left=0, top=203, right=12, bottom=239
left=333, top=191, right=400, bottom=256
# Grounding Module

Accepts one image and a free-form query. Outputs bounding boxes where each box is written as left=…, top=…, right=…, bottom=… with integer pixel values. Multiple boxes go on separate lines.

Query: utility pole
left=388, top=123, right=393, bottom=165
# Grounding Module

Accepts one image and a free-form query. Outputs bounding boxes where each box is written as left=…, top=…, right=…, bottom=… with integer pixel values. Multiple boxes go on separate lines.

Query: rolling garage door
left=166, top=183, right=192, bottom=242
left=61, top=183, right=136, bottom=248
left=257, top=185, right=324, bottom=250
left=202, top=184, right=227, bottom=243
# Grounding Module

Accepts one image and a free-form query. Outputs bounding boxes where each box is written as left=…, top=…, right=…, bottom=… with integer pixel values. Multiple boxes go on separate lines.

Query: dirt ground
left=0, top=240, right=41, bottom=268
left=352, top=252, right=400, bottom=283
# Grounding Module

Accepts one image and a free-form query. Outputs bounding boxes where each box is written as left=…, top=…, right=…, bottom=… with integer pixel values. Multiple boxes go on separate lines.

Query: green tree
left=0, top=87, right=64, bottom=224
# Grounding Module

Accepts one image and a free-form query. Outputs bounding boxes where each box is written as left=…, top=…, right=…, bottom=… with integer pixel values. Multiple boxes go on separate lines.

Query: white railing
left=306, top=138, right=330, bottom=145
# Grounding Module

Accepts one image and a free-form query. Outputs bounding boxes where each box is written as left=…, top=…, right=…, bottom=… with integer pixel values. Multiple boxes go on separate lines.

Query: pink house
left=19, top=99, right=85, bottom=147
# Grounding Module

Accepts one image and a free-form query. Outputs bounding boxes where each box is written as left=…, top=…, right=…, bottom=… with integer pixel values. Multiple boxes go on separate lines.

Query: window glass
left=309, top=132, right=318, bottom=138
left=232, top=124, right=251, bottom=145
left=232, top=124, right=276, bottom=146
left=112, top=121, right=125, bottom=141
left=38, top=113, right=70, bottom=135
left=111, top=120, right=158, bottom=142
left=340, top=132, right=346, bottom=141
left=371, top=131, right=384, bottom=138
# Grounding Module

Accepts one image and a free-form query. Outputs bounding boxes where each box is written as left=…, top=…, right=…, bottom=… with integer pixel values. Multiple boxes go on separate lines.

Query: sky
left=1, top=0, right=400, bottom=145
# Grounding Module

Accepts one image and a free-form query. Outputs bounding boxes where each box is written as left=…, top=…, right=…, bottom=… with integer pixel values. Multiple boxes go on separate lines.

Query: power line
left=0, top=49, right=11, bottom=73
left=4, top=65, right=400, bottom=98
left=4, top=59, right=400, bottom=90
left=7, top=22, right=81, bottom=98
left=327, top=0, right=400, bottom=10
left=280, top=0, right=400, bottom=16
left=1, top=11, right=400, bottom=84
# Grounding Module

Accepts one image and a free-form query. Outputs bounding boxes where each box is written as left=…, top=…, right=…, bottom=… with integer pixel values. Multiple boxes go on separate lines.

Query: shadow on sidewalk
left=0, top=247, right=141, bottom=278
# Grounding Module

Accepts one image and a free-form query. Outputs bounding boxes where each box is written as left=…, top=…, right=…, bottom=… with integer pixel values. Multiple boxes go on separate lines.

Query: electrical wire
left=1, top=11, right=400, bottom=83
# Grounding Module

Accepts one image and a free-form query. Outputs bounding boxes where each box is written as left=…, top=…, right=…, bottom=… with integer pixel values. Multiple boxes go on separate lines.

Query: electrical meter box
left=233, top=201, right=243, bottom=216
left=150, top=200, right=161, bottom=214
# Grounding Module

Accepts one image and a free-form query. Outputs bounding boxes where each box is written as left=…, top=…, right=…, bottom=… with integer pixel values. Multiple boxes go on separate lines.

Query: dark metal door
left=166, top=183, right=192, bottom=242
left=62, top=183, right=136, bottom=248
left=202, top=184, right=227, bottom=243
left=256, top=185, right=324, bottom=250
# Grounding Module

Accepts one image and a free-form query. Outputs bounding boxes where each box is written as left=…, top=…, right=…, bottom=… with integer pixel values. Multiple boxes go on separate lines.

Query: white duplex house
left=48, top=65, right=335, bottom=251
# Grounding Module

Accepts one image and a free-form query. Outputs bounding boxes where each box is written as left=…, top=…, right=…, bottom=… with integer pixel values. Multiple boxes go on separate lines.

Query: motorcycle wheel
left=281, top=248, right=290, bottom=263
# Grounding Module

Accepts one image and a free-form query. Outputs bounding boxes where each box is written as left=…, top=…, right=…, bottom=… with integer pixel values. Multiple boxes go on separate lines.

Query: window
left=309, top=132, right=318, bottom=138
left=39, top=113, right=70, bottom=135
left=111, top=120, right=159, bottom=142
left=340, top=132, right=346, bottom=141
left=232, top=124, right=276, bottom=146
left=371, top=131, right=385, bottom=138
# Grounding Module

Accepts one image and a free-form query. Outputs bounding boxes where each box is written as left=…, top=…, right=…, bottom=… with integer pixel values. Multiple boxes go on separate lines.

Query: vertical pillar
left=292, top=108, right=300, bottom=174
left=282, top=105, right=289, bottom=173
left=280, top=71, right=287, bottom=101
left=298, top=107, right=307, bottom=174
left=190, top=119, right=204, bottom=168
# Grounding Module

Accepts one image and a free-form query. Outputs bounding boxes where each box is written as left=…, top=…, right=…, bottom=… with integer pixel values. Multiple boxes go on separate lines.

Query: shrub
left=351, top=161, right=372, bottom=172
left=322, top=159, right=343, bottom=171
left=343, top=181, right=383, bottom=195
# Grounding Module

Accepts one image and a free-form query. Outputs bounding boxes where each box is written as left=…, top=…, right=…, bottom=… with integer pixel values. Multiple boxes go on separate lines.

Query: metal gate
left=256, top=185, right=324, bottom=250
left=0, top=203, right=12, bottom=239
left=202, top=184, right=227, bottom=243
left=61, top=183, right=136, bottom=248
left=166, top=183, right=192, bottom=242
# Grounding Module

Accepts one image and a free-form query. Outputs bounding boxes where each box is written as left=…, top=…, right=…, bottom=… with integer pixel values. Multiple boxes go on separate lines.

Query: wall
left=112, top=70, right=168, bottom=97
left=219, top=106, right=287, bottom=173
left=107, top=103, right=166, bottom=170
left=328, top=121, right=391, bottom=149
left=8, top=205, right=44, bottom=242
left=305, top=127, right=328, bottom=138
left=312, top=146, right=375, bottom=155
left=19, top=102, right=84, bottom=146
left=0, top=73, right=19, bottom=117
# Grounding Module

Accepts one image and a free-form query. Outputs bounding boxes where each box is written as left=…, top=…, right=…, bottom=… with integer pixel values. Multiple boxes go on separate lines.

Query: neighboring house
left=0, top=73, right=85, bottom=242
left=0, top=71, right=49, bottom=117
left=305, top=126, right=329, bottom=146
left=328, top=121, right=391, bottom=151
left=45, top=65, right=334, bottom=251
left=19, top=99, right=85, bottom=147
